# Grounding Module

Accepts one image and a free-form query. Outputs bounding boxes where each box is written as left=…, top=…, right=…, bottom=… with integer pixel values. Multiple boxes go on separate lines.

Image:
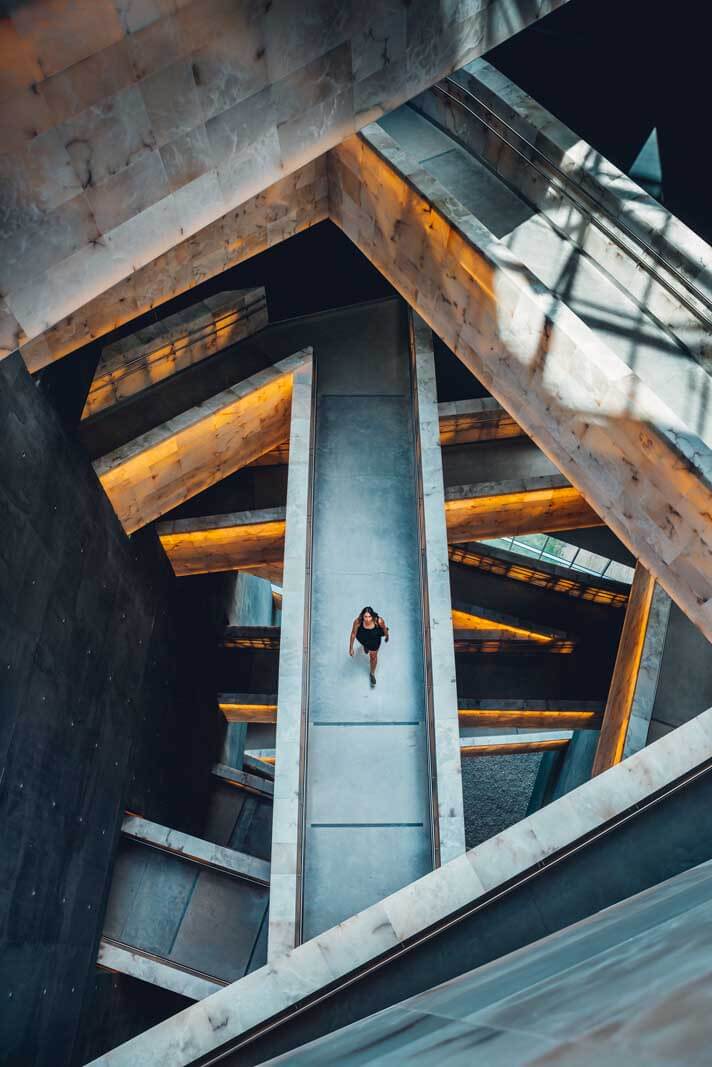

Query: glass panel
left=540, top=537, right=579, bottom=564
left=605, top=561, right=635, bottom=584
left=569, top=548, right=608, bottom=575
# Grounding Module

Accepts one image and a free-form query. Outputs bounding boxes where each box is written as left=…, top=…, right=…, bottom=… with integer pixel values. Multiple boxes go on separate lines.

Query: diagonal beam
left=218, top=695, right=278, bottom=725
left=329, top=129, right=712, bottom=639
left=445, top=475, right=602, bottom=543
left=592, top=562, right=657, bottom=776
left=83, top=289, right=268, bottom=419
left=94, top=352, right=309, bottom=534
left=157, top=508, right=286, bottom=578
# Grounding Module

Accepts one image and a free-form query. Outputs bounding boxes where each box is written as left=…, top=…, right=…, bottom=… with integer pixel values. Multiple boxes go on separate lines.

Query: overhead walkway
left=266, top=299, right=463, bottom=958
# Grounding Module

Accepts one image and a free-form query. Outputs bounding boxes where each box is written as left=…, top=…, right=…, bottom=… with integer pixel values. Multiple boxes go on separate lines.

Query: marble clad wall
left=328, top=128, right=712, bottom=641
left=84, top=286, right=268, bottom=416
left=0, top=0, right=569, bottom=363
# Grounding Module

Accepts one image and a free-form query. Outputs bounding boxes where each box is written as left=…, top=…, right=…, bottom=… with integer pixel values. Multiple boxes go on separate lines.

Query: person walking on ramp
left=349, top=606, right=389, bottom=688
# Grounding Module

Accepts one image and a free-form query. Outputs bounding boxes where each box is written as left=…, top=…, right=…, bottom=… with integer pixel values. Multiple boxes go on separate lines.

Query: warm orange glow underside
left=452, top=608, right=555, bottom=643
left=218, top=703, right=278, bottom=723
left=160, top=520, right=286, bottom=576
left=445, top=486, right=602, bottom=543
left=458, top=709, right=601, bottom=730
left=98, top=372, right=294, bottom=534
left=448, top=546, right=628, bottom=607
left=461, top=738, right=570, bottom=757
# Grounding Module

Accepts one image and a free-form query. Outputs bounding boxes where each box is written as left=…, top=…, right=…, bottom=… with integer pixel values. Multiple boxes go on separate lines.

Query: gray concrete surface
left=302, top=299, right=433, bottom=939
left=260, top=859, right=712, bottom=1065
left=461, top=753, right=542, bottom=850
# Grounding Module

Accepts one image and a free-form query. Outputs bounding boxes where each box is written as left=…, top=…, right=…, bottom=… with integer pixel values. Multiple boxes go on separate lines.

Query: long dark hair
left=359, top=606, right=379, bottom=625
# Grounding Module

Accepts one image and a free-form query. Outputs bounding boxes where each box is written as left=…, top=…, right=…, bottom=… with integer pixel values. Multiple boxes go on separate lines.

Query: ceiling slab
left=95, top=351, right=309, bottom=533
left=0, top=0, right=569, bottom=361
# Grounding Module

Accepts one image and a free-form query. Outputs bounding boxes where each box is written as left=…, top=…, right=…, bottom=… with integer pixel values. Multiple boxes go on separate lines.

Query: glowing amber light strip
left=461, top=738, right=570, bottom=757
left=159, top=520, right=286, bottom=577
left=451, top=608, right=555, bottom=643
left=592, top=563, right=656, bottom=775
left=458, top=709, right=601, bottom=730
left=448, top=546, right=629, bottom=608
left=445, top=485, right=602, bottom=543
left=219, top=704, right=278, bottom=723
left=96, top=366, right=298, bottom=534
left=454, top=638, right=575, bottom=655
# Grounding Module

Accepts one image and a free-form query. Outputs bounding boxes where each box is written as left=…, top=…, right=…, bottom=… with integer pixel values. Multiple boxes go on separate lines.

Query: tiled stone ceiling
left=0, top=0, right=568, bottom=360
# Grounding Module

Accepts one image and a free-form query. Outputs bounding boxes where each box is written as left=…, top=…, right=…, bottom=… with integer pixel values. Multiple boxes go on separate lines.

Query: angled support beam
left=445, top=475, right=602, bottom=543
left=9, top=1, right=570, bottom=368
left=121, top=815, right=270, bottom=886
left=158, top=508, right=286, bottom=578
left=94, top=351, right=309, bottom=534
left=622, top=584, right=673, bottom=758
left=97, top=939, right=224, bottom=1002
left=83, top=289, right=268, bottom=419
left=592, top=562, right=657, bottom=776
left=211, top=764, right=274, bottom=801
left=329, top=127, right=712, bottom=640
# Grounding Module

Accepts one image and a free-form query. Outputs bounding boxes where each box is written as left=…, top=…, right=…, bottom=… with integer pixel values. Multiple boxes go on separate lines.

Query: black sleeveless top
left=356, top=620, right=383, bottom=650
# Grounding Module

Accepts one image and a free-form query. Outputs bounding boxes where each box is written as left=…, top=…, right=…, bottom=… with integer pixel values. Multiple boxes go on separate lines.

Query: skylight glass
left=480, top=533, right=635, bottom=584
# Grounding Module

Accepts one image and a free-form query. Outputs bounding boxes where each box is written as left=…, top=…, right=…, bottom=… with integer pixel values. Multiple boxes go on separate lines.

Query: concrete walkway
left=303, top=298, right=433, bottom=939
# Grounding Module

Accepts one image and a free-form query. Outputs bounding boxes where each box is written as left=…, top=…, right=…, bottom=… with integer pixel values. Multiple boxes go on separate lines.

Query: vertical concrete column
left=409, top=313, right=466, bottom=862
left=592, top=562, right=656, bottom=776
left=622, top=583, right=672, bottom=758
left=221, top=572, right=276, bottom=767
left=267, top=360, right=314, bottom=961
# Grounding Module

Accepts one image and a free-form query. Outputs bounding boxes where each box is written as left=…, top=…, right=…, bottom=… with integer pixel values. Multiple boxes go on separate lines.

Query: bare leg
left=369, top=650, right=378, bottom=686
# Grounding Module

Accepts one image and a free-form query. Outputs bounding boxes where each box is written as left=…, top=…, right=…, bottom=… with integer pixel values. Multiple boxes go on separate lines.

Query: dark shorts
left=357, top=633, right=382, bottom=652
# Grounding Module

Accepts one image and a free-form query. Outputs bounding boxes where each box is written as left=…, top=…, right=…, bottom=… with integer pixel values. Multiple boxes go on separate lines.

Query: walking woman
left=349, top=606, right=389, bottom=687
